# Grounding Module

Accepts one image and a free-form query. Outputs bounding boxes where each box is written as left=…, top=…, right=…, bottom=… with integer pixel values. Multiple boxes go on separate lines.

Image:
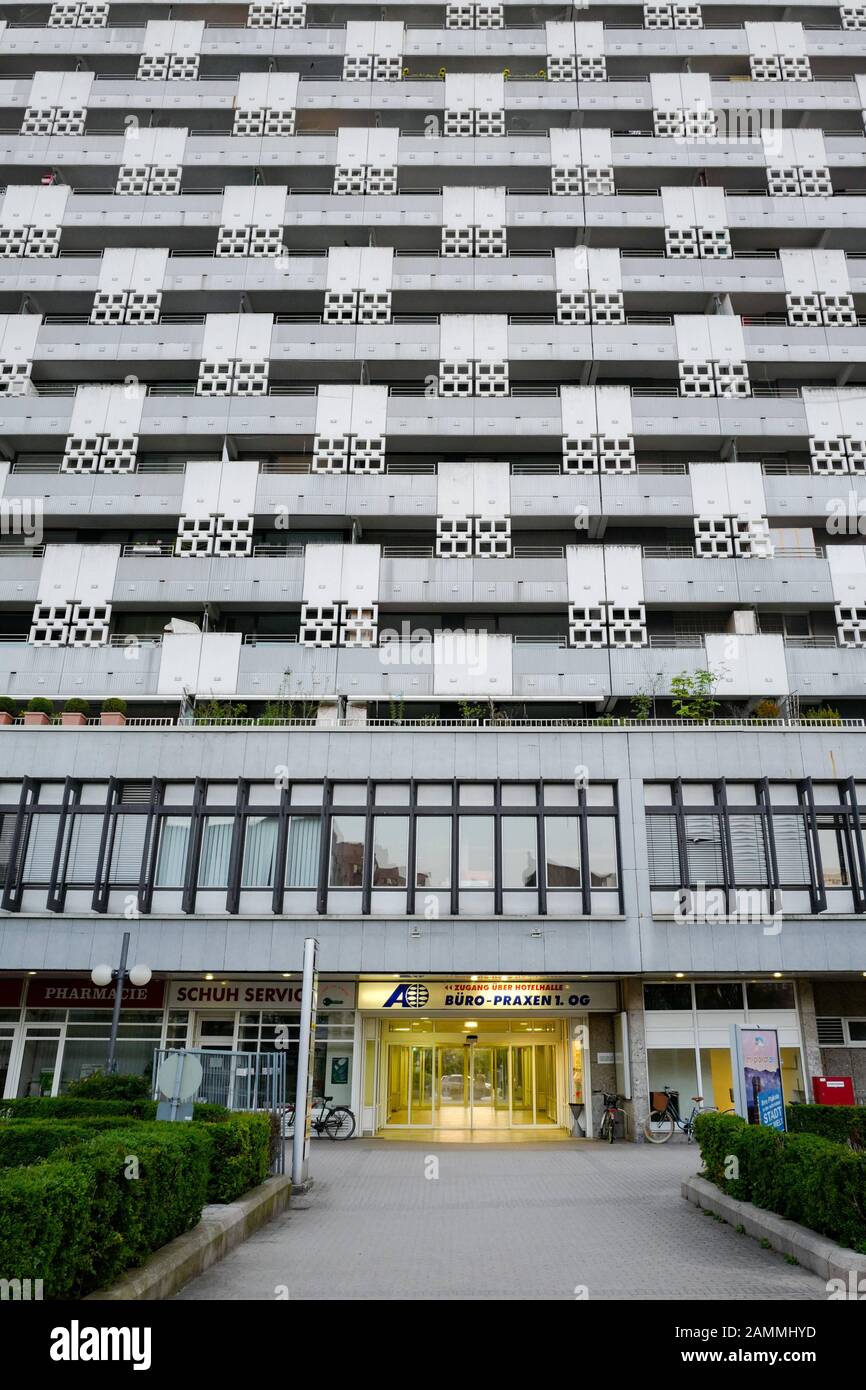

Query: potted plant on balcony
left=100, top=697, right=127, bottom=726
left=0, top=697, right=17, bottom=726
left=801, top=704, right=842, bottom=725
left=23, top=697, right=55, bottom=726
left=61, top=697, right=90, bottom=727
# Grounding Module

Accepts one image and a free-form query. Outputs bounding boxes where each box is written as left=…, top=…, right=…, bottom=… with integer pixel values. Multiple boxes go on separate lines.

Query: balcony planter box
left=0, top=712, right=13, bottom=726
left=61, top=713, right=87, bottom=727
left=22, top=712, right=50, bottom=726
left=100, top=712, right=126, bottom=726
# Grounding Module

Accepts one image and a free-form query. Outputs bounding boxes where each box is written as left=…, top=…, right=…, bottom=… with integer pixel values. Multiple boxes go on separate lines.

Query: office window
left=65, top=814, right=104, bottom=885
left=587, top=818, right=618, bottom=888
left=199, top=817, right=234, bottom=888
left=108, top=814, right=148, bottom=884
left=155, top=816, right=191, bottom=887
left=329, top=816, right=365, bottom=887
left=414, top=817, right=451, bottom=889
left=242, top=815, right=279, bottom=888
left=286, top=816, right=321, bottom=888
left=458, top=817, right=494, bottom=887
left=501, top=817, right=537, bottom=889
left=372, top=816, right=408, bottom=887
left=544, top=817, right=580, bottom=888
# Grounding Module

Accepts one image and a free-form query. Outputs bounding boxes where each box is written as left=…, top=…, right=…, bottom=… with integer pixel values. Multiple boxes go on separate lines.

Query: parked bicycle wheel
left=599, top=1108, right=626, bottom=1142
left=643, top=1107, right=675, bottom=1143
left=323, top=1106, right=356, bottom=1140
left=280, top=1106, right=296, bottom=1138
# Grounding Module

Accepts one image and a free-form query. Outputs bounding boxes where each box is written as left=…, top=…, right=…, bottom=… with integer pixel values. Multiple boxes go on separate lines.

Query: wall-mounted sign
left=731, top=1025, right=786, bottom=1131
left=167, top=979, right=355, bottom=1011
left=26, top=976, right=166, bottom=1010
left=358, top=979, right=618, bottom=1012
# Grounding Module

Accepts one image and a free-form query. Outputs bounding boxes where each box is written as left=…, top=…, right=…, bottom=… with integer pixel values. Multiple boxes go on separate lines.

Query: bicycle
left=281, top=1094, right=356, bottom=1140
left=596, top=1090, right=627, bottom=1143
left=642, top=1086, right=733, bottom=1144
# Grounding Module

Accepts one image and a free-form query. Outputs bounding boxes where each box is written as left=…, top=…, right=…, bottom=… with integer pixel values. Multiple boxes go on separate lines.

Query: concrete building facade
left=0, top=0, right=864, bottom=1136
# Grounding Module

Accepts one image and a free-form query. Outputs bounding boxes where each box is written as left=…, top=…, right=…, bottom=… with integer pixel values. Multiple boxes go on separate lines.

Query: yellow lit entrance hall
left=375, top=1017, right=577, bottom=1140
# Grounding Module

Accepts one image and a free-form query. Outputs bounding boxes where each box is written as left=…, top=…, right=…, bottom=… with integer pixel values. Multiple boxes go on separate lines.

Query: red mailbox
left=812, top=1076, right=855, bottom=1106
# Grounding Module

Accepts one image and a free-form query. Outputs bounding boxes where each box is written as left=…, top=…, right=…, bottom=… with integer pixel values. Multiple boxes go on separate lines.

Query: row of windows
left=1, top=775, right=863, bottom=915
left=645, top=779, right=866, bottom=908
left=643, top=980, right=796, bottom=1012
left=0, top=779, right=620, bottom=915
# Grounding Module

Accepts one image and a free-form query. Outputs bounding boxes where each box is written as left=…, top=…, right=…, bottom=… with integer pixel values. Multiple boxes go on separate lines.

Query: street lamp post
left=90, top=933, right=152, bottom=1074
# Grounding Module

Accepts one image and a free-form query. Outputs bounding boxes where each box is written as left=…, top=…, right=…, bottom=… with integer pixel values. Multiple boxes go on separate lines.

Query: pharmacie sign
left=167, top=979, right=355, bottom=1010
left=26, top=976, right=165, bottom=1009
left=358, top=979, right=619, bottom=1012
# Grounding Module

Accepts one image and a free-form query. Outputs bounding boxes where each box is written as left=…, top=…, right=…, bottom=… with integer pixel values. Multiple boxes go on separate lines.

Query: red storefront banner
left=26, top=976, right=165, bottom=1009
left=0, top=978, right=23, bottom=1008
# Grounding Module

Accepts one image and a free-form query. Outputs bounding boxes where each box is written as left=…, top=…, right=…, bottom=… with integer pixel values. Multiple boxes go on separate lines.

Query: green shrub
left=0, top=1122, right=212, bottom=1298
left=0, top=1157, right=94, bottom=1299
left=0, top=697, right=17, bottom=716
left=0, top=1118, right=142, bottom=1169
left=64, top=1071, right=150, bottom=1102
left=62, top=697, right=90, bottom=715
left=0, top=1096, right=229, bottom=1123
left=25, top=697, right=55, bottom=715
left=694, top=1111, right=866, bottom=1252
left=205, top=1113, right=271, bottom=1203
left=786, top=1103, right=866, bottom=1150
left=0, top=1097, right=154, bottom=1121
left=101, top=697, right=127, bottom=714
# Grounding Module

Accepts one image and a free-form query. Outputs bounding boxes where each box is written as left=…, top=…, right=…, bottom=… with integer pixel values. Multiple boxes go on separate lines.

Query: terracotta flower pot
left=0, top=711, right=14, bottom=725
left=100, top=712, right=127, bottom=726
left=61, top=712, right=87, bottom=726
left=23, top=712, right=50, bottom=726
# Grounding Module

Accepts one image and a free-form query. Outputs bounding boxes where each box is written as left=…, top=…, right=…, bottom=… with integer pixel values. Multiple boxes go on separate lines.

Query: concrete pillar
left=796, top=978, right=822, bottom=1099
left=623, top=977, right=648, bottom=1142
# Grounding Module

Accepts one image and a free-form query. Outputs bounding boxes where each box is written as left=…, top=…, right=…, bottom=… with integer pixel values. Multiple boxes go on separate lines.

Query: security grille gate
left=151, top=1048, right=287, bottom=1173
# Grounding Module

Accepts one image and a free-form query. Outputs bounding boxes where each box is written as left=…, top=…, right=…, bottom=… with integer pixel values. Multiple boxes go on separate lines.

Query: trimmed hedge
left=64, top=1072, right=150, bottom=1102
left=694, top=1111, right=866, bottom=1252
left=0, top=1097, right=229, bottom=1123
left=1, top=1097, right=154, bottom=1121
left=0, top=1123, right=211, bottom=1298
left=786, top=1103, right=866, bottom=1150
left=206, top=1112, right=271, bottom=1203
left=0, top=1118, right=141, bottom=1170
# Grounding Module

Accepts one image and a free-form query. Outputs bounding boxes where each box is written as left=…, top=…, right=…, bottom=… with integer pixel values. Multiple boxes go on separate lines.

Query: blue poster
left=757, top=1086, right=785, bottom=1132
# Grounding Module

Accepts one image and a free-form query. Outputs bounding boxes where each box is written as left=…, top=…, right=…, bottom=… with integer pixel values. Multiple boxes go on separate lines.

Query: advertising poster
left=736, top=1026, right=786, bottom=1130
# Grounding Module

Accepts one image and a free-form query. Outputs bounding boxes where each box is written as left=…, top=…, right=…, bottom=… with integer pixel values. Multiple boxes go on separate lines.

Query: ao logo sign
left=384, top=983, right=430, bottom=1008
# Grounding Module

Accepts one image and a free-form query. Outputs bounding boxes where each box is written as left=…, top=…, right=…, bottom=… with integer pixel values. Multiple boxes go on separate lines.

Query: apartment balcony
left=114, top=551, right=305, bottom=604
left=26, top=320, right=866, bottom=383
left=642, top=552, right=833, bottom=606
left=0, top=387, right=823, bottom=454
left=379, top=554, right=569, bottom=605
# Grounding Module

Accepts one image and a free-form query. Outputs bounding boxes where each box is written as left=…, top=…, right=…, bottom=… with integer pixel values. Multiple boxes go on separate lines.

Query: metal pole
left=292, top=936, right=319, bottom=1192
left=107, top=931, right=130, bottom=1074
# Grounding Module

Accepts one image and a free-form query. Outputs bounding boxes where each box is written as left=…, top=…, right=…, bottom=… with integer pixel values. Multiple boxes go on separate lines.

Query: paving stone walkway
left=176, top=1139, right=828, bottom=1301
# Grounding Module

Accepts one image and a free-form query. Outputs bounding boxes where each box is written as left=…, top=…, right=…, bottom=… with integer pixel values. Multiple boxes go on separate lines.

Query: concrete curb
left=682, top=1175, right=866, bottom=1286
left=85, top=1174, right=292, bottom=1301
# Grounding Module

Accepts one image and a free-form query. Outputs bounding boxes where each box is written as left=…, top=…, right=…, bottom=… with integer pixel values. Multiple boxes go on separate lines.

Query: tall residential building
left=0, top=0, right=865, bottom=1135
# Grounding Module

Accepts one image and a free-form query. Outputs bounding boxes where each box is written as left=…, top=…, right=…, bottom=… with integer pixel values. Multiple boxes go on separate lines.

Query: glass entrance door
left=382, top=1022, right=565, bottom=1132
